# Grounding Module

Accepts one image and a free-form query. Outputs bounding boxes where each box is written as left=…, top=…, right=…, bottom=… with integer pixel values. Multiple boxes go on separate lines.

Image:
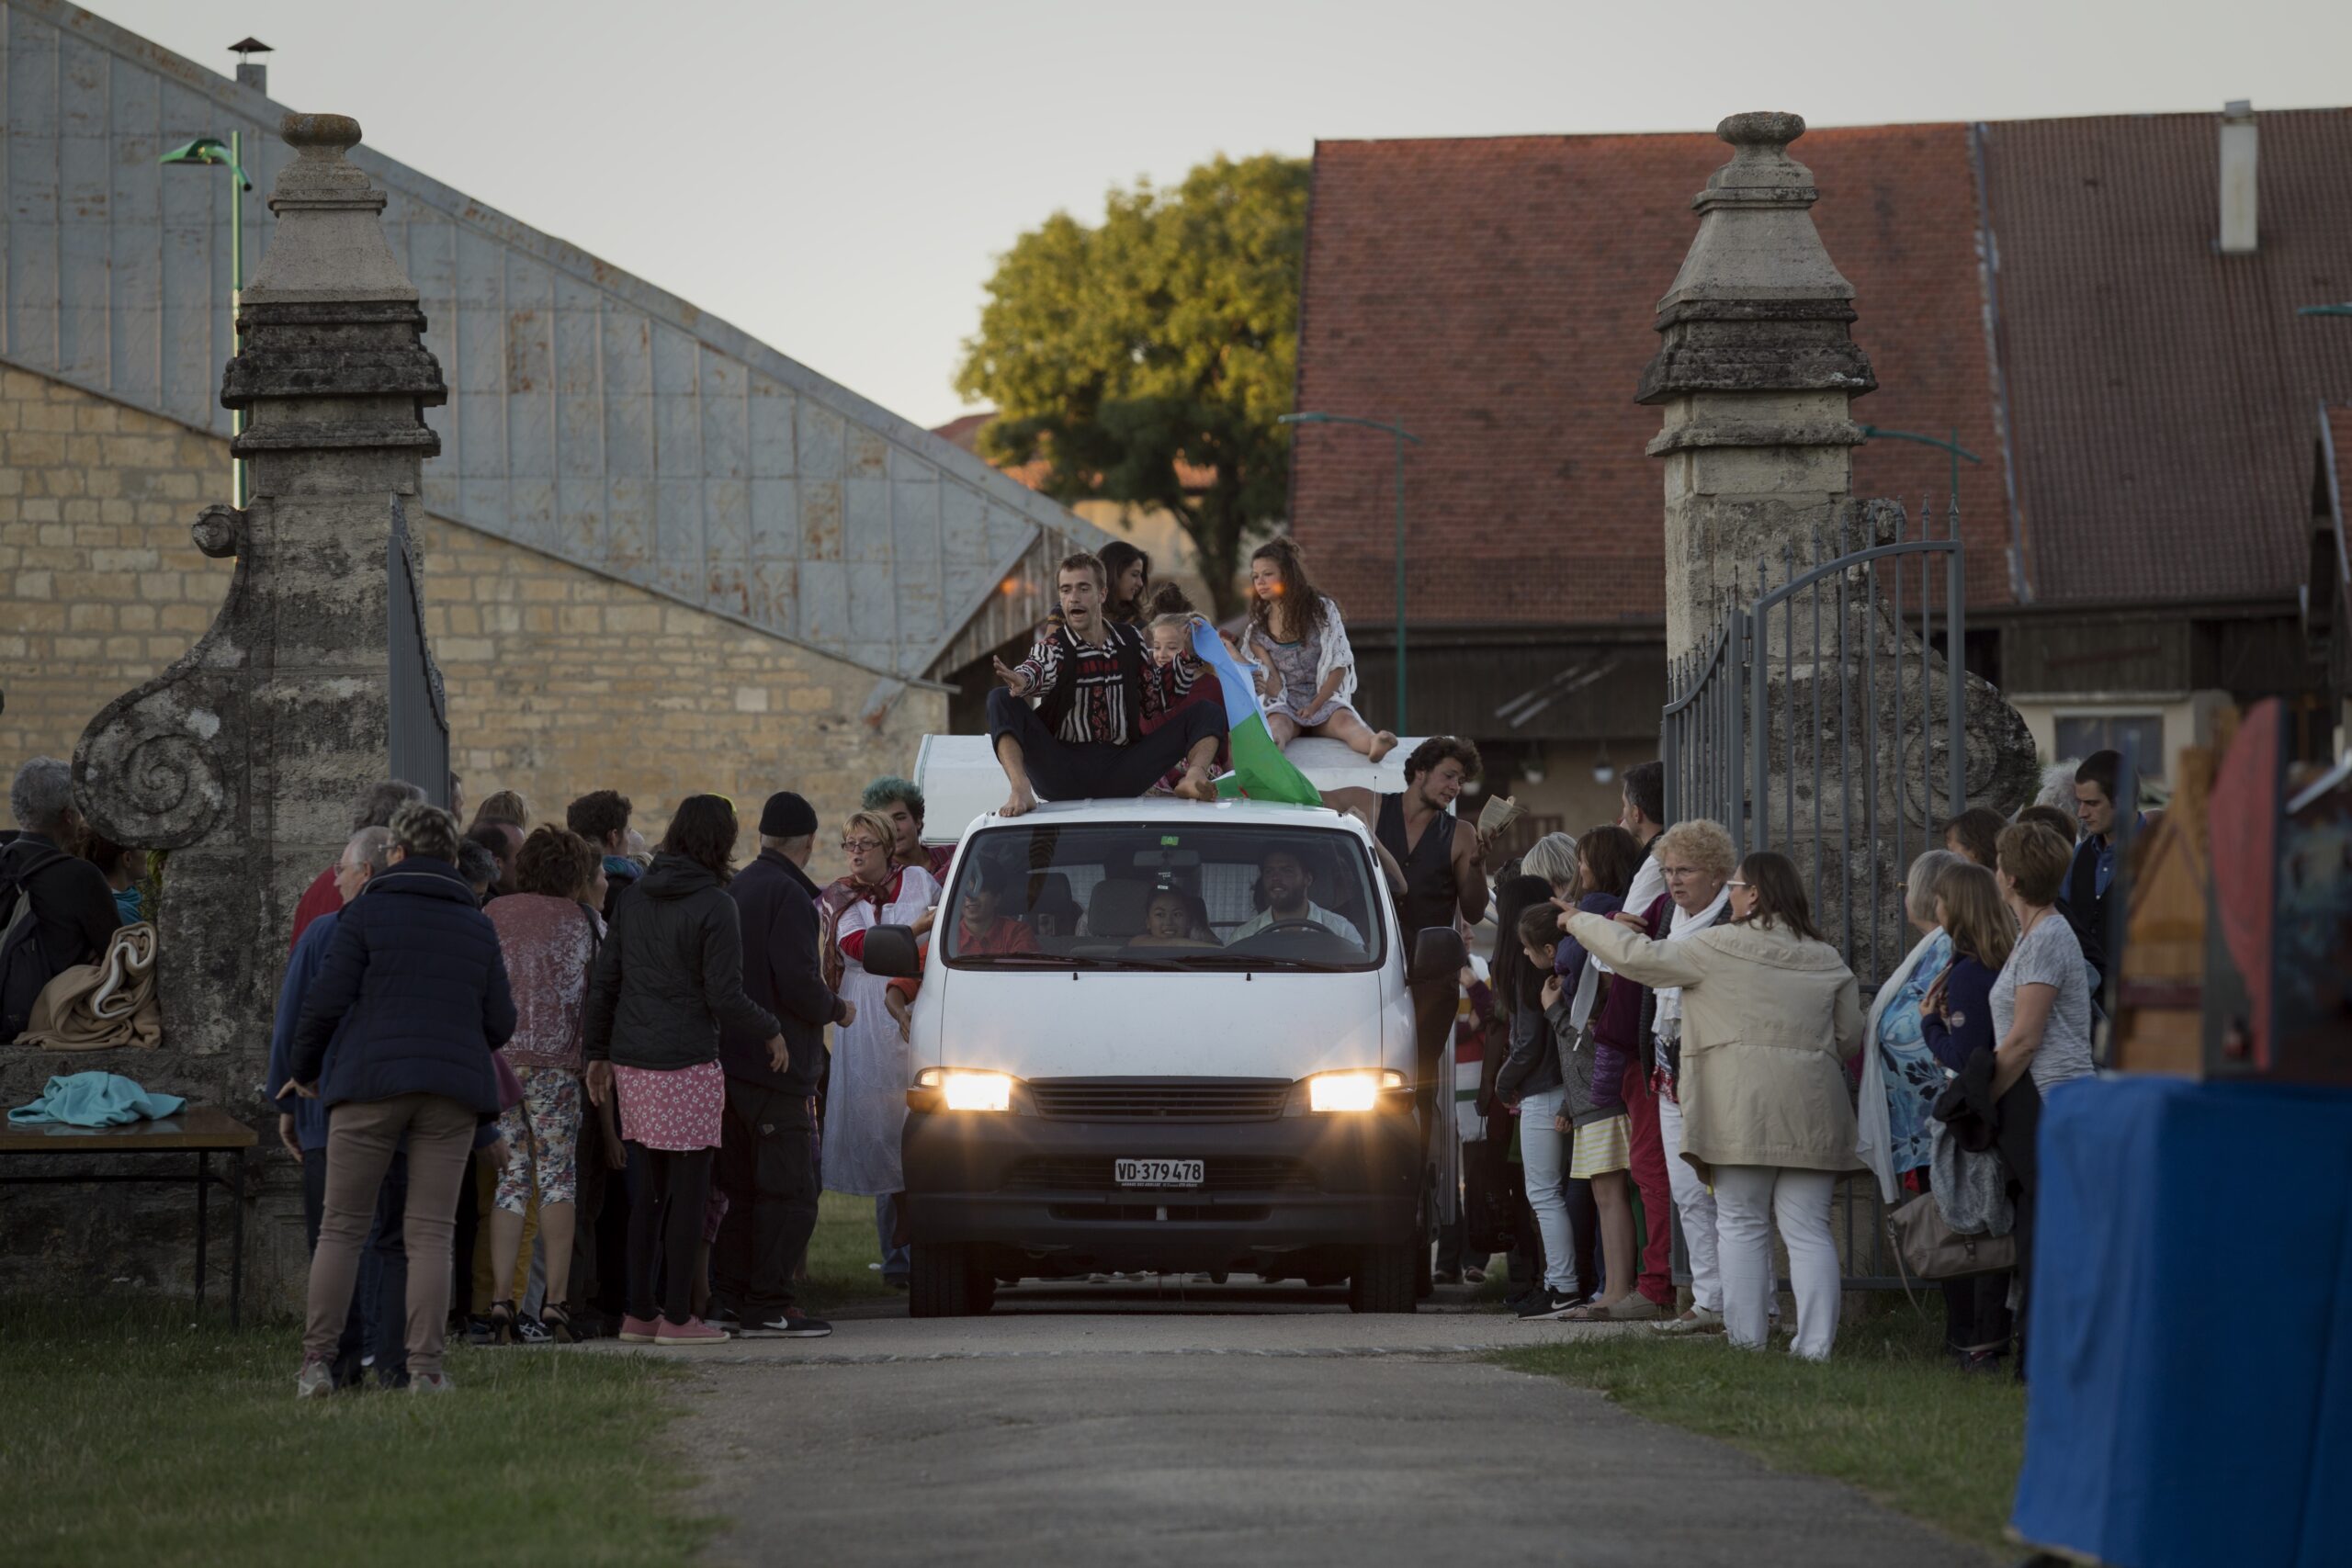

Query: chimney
left=2219, top=100, right=2257, bottom=254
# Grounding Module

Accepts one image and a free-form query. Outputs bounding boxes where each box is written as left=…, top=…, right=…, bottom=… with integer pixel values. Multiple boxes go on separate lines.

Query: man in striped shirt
left=986, top=552, right=1226, bottom=817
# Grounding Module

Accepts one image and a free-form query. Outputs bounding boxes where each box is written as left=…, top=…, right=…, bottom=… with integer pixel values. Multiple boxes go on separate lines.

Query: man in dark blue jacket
left=714, top=791, right=852, bottom=1337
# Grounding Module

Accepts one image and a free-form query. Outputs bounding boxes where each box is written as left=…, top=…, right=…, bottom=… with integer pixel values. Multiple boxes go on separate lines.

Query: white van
left=856, top=738, right=1466, bottom=1315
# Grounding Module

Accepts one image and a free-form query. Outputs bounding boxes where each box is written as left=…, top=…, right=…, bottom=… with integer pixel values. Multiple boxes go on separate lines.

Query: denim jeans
left=1517, top=1088, right=1579, bottom=1296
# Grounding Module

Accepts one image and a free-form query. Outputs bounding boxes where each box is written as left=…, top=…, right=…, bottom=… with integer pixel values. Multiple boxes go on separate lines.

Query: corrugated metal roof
left=0, top=0, right=1100, bottom=681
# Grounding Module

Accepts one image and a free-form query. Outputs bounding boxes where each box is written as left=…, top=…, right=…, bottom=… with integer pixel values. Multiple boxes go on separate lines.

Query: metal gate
left=1658, top=498, right=1970, bottom=1291
left=1661, top=497, right=1967, bottom=991
left=388, top=496, right=452, bottom=808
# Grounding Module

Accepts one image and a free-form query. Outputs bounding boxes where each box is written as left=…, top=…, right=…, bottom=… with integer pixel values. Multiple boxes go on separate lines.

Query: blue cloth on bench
left=7, top=1071, right=187, bottom=1127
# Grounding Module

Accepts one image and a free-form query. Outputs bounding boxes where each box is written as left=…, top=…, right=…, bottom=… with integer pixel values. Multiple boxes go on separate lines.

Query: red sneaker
left=655, top=1315, right=728, bottom=1347
left=617, top=1314, right=658, bottom=1344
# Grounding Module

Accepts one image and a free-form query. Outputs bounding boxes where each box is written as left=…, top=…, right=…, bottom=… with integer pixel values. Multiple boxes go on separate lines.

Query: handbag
left=1886, top=1190, right=2016, bottom=1280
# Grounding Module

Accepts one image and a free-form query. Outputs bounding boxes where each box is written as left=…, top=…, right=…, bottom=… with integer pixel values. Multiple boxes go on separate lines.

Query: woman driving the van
left=1127, top=886, right=1219, bottom=948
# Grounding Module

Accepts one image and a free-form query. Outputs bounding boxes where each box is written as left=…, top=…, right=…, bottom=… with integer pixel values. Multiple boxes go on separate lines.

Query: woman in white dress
left=820, top=808, right=941, bottom=1286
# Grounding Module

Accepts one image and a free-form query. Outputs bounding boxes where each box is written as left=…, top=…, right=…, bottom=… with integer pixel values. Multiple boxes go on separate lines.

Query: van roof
left=912, top=733, right=1420, bottom=846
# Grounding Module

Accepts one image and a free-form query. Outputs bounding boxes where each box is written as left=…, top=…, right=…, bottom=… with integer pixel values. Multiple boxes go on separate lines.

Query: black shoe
left=882, top=1273, right=910, bottom=1291
left=741, top=1308, right=833, bottom=1339
left=513, top=1314, right=556, bottom=1347
left=375, top=1367, right=411, bottom=1392
left=705, top=1303, right=741, bottom=1329
left=462, top=1314, right=497, bottom=1346
left=1516, top=1287, right=1584, bottom=1321
left=1503, top=1284, right=1540, bottom=1310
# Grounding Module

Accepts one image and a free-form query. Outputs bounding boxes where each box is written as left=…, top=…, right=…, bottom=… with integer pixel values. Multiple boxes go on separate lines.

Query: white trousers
left=1657, top=1092, right=1720, bottom=1312
left=1712, top=1164, right=1839, bottom=1360
left=1517, top=1088, right=1578, bottom=1296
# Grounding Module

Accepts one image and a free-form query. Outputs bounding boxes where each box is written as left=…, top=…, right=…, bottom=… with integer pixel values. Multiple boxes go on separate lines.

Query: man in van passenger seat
left=987, top=552, right=1228, bottom=818
left=1230, top=846, right=1362, bottom=946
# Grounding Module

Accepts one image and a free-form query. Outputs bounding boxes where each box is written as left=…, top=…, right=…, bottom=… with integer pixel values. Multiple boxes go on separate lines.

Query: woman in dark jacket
left=583, top=795, right=782, bottom=1346
left=287, top=802, right=516, bottom=1397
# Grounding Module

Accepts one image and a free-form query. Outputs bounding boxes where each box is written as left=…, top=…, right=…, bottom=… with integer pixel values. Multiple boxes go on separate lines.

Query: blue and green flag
left=1188, top=620, right=1320, bottom=807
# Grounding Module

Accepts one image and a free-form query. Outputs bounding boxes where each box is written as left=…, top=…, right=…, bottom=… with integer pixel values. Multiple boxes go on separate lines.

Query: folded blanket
left=9, top=1070, right=186, bottom=1127
left=13, top=921, right=161, bottom=1051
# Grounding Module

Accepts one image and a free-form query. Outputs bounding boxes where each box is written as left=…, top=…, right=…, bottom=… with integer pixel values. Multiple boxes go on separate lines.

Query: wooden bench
left=0, top=1105, right=258, bottom=1325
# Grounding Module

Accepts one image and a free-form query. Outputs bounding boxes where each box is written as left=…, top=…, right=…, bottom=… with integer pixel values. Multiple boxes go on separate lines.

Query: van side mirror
left=1408, top=926, right=1466, bottom=986
left=862, top=924, right=922, bottom=979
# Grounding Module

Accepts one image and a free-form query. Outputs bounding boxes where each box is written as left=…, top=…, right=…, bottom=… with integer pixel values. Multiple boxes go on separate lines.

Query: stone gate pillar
left=1636, top=111, right=2036, bottom=977
left=66, top=113, right=447, bottom=1297
left=1637, top=111, right=1872, bottom=660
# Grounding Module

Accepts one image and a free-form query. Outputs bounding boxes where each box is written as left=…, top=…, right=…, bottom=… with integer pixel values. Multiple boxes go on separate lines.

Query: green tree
left=955, top=152, right=1307, bottom=620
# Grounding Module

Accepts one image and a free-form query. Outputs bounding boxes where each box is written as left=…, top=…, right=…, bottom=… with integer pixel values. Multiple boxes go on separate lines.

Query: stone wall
left=3, top=362, right=942, bottom=1311
left=3, top=365, right=944, bottom=877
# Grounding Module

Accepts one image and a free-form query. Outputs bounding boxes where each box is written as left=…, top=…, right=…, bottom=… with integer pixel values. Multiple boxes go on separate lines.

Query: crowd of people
left=1456, top=751, right=2127, bottom=1371
left=236, top=765, right=993, bottom=1393
left=3, top=536, right=2139, bottom=1390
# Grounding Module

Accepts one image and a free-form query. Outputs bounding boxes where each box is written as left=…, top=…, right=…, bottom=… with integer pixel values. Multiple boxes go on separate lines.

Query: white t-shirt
left=1989, top=912, right=2096, bottom=1091
left=1230, top=900, right=1363, bottom=947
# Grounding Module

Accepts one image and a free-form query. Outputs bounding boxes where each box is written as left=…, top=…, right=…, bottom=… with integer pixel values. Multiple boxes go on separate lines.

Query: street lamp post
left=161, top=133, right=255, bottom=508
left=1279, top=411, right=1422, bottom=733
left=1855, top=423, right=1984, bottom=504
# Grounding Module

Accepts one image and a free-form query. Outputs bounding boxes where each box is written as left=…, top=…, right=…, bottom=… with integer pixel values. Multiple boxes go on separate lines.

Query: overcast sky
left=93, top=0, right=2352, bottom=429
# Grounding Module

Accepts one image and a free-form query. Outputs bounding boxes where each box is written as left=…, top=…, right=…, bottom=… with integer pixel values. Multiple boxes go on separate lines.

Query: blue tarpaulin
left=2013, top=1075, right=2352, bottom=1567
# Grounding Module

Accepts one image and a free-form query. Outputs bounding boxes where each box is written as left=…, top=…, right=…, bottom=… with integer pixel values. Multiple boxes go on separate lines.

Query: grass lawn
left=0, top=1295, right=712, bottom=1568
left=1493, top=1301, right=2023, bottom=1558
left=798, top=1190, right=905, bottom=1314
left=0, top=1194, right=901, bottom=1566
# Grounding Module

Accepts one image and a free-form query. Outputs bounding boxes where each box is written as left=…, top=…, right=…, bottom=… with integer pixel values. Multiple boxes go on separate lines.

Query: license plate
left=1115, top=1158, right=1204, bottom=1189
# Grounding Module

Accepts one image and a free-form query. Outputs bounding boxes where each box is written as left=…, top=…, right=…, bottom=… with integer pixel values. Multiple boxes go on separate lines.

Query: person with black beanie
left=710, top=791, right=853, bottom=1337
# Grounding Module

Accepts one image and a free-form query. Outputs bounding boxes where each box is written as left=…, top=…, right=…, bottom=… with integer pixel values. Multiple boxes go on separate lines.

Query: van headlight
left=915, top=1067, right=1013, bottom=1112
left=1306, top=1068, right=1405, bottom=1113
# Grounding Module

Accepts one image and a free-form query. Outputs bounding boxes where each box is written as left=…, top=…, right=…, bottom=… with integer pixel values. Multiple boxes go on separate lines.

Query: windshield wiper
left=1168, top=952, right=1351, bottom=972
left=951, top=952, right=1181, bottom=972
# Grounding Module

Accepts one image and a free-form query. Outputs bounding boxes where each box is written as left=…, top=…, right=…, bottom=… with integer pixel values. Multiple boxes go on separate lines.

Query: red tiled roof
left=1293, top=112, right=2352, bottom=625
left=1293, top=126, right=2010, bottom=628
left=1982, top=111, right=2352, bottom=605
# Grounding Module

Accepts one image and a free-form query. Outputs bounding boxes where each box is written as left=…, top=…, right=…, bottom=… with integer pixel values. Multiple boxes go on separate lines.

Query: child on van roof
left=1140, top=594, right=1228, bottom=794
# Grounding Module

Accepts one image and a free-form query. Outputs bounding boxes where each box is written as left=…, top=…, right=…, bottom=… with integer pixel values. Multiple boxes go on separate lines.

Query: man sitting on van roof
left=987, top=551, right=1227, bottom=818
left=1229, top=844, right=1363, bottom=947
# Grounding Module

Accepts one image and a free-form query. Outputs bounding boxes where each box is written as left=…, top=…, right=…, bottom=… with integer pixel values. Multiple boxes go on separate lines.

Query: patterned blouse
left=1873, top=927, right=1954, bottom=1179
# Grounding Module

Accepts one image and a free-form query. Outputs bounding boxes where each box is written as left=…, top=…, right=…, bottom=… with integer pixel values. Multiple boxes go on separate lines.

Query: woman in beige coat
left=1566, top=851, right=1864, bottom=1360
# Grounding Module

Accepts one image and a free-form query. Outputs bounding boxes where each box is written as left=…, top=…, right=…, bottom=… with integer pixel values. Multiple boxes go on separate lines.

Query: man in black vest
left=1325, top=739, right=1491, bottom=1280
left=986, top=552, right=1227, bottom=816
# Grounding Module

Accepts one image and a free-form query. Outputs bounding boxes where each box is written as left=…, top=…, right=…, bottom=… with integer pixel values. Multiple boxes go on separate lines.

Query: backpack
left=1, top=845, right=69, bottom=1041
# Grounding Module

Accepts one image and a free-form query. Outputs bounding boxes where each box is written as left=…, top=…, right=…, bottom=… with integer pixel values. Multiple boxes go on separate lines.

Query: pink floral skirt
left=612, top=1060, right=724, bottom=1152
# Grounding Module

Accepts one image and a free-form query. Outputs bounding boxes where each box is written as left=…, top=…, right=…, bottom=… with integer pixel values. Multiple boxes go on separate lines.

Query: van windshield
left=941, top=822, right=1386, bottom=972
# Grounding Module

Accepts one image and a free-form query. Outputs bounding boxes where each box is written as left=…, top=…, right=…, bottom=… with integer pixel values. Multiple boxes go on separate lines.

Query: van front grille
left=1025, top=1078, right=1290, bottom=1122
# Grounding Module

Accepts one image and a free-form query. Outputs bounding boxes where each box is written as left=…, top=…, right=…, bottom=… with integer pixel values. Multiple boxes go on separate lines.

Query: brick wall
left=2, top=367, right=944, bottom=884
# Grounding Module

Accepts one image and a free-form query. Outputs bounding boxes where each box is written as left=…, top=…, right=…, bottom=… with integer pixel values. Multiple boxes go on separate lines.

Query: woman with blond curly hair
left=1603, top=818, right=1737, bottom=1336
